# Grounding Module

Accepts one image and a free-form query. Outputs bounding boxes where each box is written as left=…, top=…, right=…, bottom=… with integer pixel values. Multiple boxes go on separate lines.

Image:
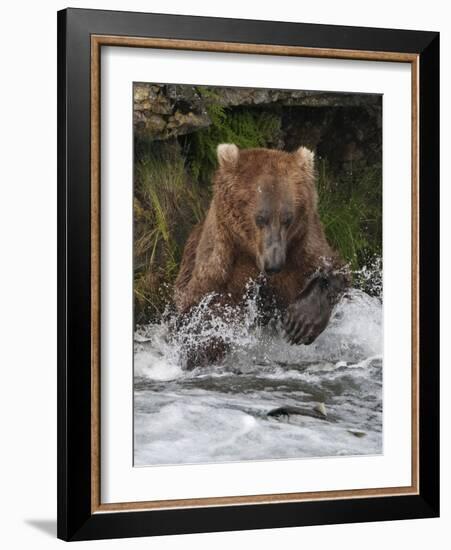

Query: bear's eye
left=255, top=214, right=269, bottom=227
left=281, top=215, right=293, bottom=227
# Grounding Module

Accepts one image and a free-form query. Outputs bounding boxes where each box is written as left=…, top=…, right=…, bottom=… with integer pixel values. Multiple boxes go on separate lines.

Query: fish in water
left=268, top=402, right=328, bottom=421
left=347, top=429, right=367, bottom=438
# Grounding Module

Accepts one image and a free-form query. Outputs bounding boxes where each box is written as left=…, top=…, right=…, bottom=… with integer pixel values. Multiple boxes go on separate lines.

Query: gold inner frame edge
left=90, top=35, right=420, bottom=514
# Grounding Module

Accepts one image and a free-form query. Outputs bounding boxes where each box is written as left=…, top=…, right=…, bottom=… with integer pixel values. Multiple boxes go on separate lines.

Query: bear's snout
left=263, top=252, right=285, bottom=275
left=262, top=234, right=287, bottom=275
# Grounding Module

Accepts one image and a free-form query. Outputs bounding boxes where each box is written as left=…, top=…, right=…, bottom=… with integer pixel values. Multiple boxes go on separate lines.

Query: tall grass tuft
left=134, top=143, right=209, bottom=322
left=317, top=158, right=382, bottom=271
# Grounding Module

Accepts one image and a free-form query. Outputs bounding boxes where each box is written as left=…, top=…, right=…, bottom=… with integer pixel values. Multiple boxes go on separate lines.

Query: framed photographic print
left=57, top=8, right=440, bottom=541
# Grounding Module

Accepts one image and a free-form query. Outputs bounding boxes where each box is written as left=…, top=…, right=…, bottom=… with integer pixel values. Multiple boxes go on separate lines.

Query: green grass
left=134, top=143, right=209, bottom=322
left=317, top=158, right=382, bottom=271
left=186, top=101, right=281, bottom=183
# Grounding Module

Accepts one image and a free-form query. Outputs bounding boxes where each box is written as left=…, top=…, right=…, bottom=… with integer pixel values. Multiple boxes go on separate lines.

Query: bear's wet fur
left=174, top=144, right=349, bottom=365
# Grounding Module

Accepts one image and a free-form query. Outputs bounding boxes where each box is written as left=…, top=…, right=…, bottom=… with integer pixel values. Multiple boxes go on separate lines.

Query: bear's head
left=214, top=144, right=317, bottom=275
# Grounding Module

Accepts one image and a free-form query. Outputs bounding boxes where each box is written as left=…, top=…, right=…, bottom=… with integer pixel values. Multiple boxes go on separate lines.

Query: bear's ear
left=217, top=143, right=239, bottom=169
left=294, top=146, right=315, bottom=172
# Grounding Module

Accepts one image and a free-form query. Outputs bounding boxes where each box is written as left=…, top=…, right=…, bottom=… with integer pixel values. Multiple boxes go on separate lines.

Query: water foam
left=134, top=266, right=383, bottom=465
left=134, top=287, right=382, bottom=380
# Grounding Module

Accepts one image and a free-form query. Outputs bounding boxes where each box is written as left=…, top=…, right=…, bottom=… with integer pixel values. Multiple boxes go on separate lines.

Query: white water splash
left=134, top=278, right=383, bottom=466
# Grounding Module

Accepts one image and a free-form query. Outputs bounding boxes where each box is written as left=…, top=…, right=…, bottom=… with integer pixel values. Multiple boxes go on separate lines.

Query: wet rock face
left=134, top=83, right=211, bottom=140
left=282, top=104, right=382, bottom=170
left=133, top=83, right=382, bottom=169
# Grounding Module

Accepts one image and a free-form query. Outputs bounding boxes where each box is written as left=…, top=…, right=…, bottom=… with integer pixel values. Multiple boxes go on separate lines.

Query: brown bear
left=174, top=144, right=349, bottom=365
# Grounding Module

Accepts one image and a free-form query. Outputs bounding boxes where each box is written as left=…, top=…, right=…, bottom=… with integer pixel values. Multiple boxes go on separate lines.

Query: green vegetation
left=317, top=158, right=382, bottom=270
left=187, top=96, right=281, bottom=183
left=134, top=143, right=209, bottom=322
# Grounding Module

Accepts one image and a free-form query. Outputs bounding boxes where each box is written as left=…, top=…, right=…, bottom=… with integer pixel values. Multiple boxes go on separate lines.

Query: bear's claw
left=282, top=273, right=341, bottom=346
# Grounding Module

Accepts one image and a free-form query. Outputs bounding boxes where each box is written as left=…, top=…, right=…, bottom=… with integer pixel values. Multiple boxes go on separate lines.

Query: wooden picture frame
left=57, top=7, right=439, bottom=541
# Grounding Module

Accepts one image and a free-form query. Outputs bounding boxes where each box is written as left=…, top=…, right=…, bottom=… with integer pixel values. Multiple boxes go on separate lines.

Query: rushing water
left=134, top=286, right=383, bottom=466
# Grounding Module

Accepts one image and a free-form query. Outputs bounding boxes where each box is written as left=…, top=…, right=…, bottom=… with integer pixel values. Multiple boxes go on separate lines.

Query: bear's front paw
left=282, top=275, right=335, bottom=345
left=282, top=300, right=329, bottom=345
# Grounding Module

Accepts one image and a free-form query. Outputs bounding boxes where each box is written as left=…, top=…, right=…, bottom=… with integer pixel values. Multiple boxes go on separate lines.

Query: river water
left=134, top=287, right=383, bottom=466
